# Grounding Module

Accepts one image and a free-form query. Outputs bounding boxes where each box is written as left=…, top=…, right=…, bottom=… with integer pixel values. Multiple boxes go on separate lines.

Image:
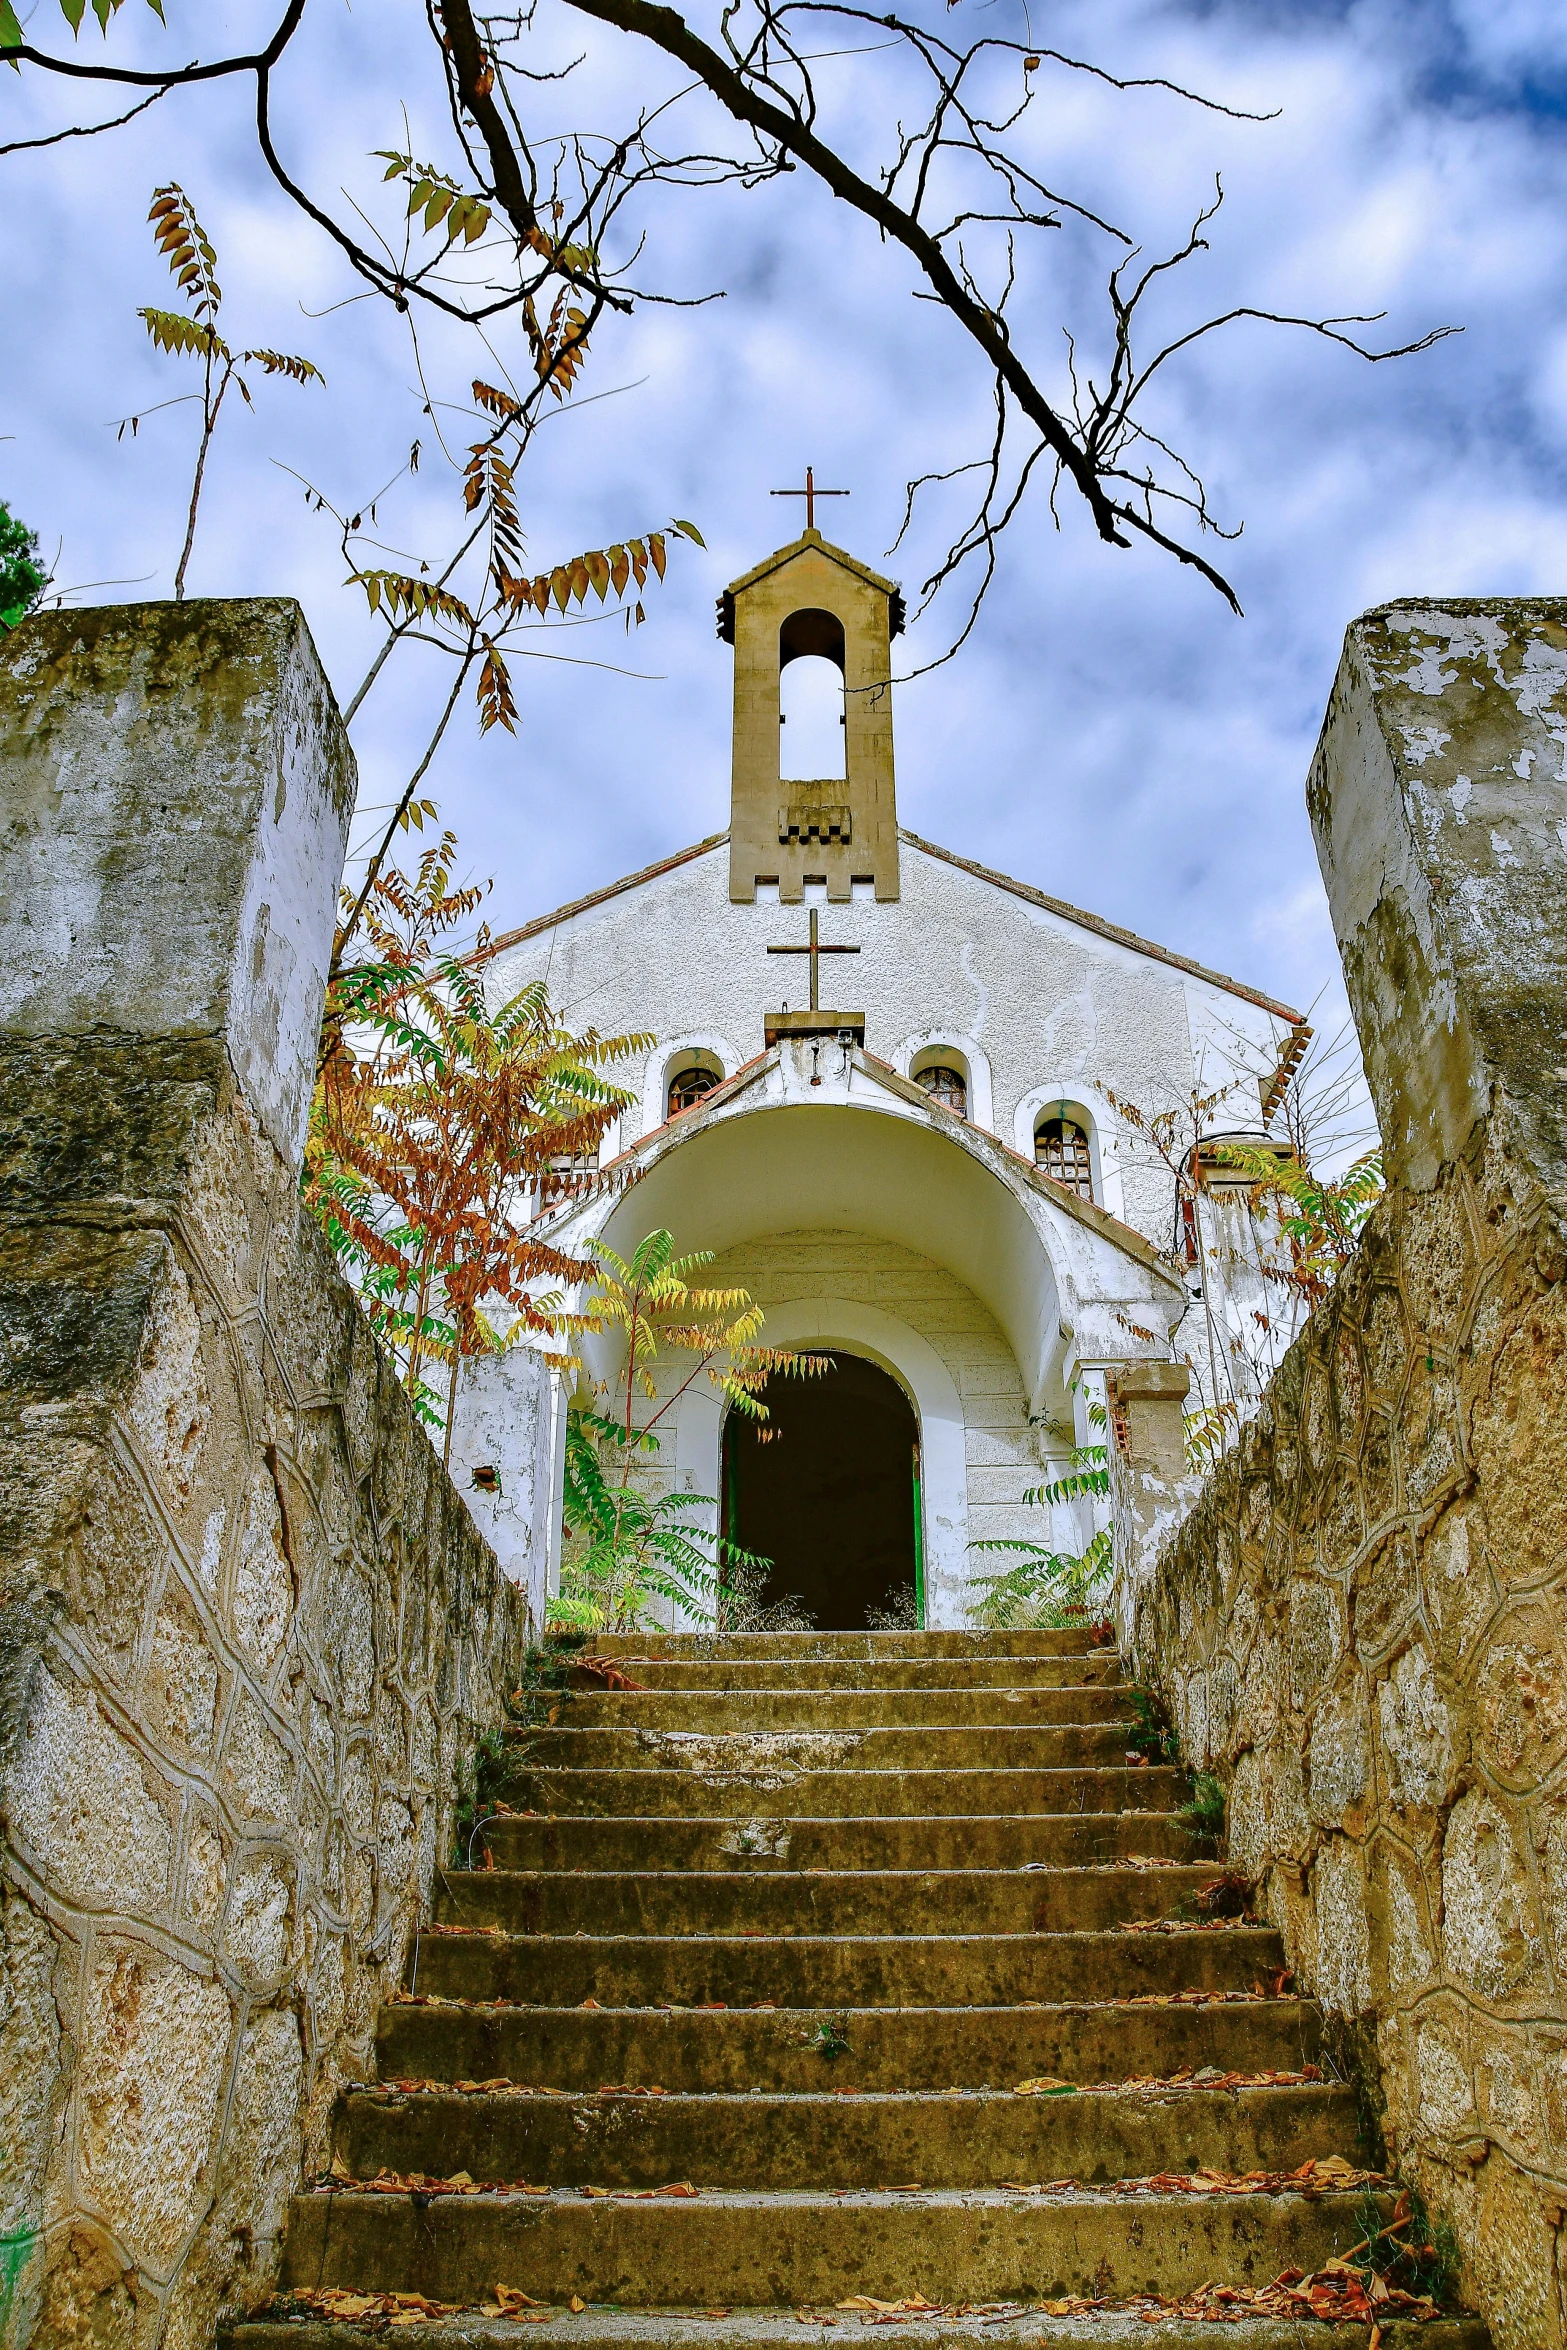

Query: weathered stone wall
left=1114, top=600, right=1567, bottom=2350
left=0, top=604, right=528, bottom=2348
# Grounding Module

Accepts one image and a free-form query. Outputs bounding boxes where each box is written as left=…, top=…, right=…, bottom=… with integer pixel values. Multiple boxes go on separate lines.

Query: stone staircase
left=229, top=1631, right=1487, bottom=2345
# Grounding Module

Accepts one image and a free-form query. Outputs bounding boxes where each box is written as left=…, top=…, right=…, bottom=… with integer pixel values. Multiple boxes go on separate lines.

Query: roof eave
left=724, top=528, right=899, bottom=601
left=473, top=832, right=729, bottom=964
left=900, top=829, right=1304, bottom=1026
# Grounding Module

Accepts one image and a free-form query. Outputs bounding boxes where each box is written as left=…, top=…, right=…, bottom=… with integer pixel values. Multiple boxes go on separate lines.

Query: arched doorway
left=721, top=1351, right=921, bottom=1629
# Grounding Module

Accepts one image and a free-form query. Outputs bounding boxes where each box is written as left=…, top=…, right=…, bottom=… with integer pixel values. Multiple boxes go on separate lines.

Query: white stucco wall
left=484, top=832, right=1293, bottom=1281
left=484, top=818, right=1299, bottom=1520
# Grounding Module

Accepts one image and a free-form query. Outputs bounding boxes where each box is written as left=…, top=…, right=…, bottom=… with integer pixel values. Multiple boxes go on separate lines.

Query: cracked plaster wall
left=0, top=603, right=528, bottom=2348
left=1115, top=600, right=1567, bottom=2350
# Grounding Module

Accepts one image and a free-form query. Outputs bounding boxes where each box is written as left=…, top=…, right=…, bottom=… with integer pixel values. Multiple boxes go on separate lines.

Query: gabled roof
left=900, top=830, right=1304, bottom=1025
left=724, top=527, right=899, bottom=602
left=540, top=1037, right=1182, bottom=1288
left=474, top=822, right=1302, bottom=1023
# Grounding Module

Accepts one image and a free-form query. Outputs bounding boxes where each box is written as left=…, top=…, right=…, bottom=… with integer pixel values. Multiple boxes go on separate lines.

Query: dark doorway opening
left=722, top=1351, right=920, bottom=1630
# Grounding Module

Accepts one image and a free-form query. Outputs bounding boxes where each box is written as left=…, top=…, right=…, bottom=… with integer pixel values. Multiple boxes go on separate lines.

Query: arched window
left=668, top=1063, right=721, bottom=1118
left=916, top=1063, right=968, bottom=1119
left=1035, top=1115, right=1094, bottom=1199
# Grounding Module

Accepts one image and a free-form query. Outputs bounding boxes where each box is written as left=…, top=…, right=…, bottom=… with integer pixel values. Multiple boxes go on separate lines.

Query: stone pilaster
left=1105, top=1360, right=1199, bottom=1671
left=1131, top=600, right=1567, bottom=2350
left=0, top=603, right=526, bottom=2348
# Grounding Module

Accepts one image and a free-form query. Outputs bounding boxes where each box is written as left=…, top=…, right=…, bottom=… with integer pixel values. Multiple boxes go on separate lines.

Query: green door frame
left=911, top=1439, right=926, bottom=1627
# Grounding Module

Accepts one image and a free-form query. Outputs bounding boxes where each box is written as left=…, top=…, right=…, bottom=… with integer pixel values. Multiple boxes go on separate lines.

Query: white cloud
left=4, top=0, right=1565, bottom=1087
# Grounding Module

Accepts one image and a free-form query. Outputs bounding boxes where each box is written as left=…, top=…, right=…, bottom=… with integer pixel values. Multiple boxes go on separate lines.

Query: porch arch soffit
left=595, top=1090, right=1058, bottom=1414
left=559, top=1078, right=1182, bottom=1419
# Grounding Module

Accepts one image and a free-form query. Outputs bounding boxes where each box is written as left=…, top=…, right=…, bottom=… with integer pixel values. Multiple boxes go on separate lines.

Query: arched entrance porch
left=674, top=1296, right=970, bottom=1626
left=722, top=1351, right=920, bottom=1629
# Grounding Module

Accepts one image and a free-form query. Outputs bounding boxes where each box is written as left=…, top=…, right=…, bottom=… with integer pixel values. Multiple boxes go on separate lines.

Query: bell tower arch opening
left=780, top=609, right=847, bottom=781
left=721, top=1350, right=920, bottom=1629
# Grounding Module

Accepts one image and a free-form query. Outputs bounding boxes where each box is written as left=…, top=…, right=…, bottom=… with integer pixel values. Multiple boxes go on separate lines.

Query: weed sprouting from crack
left=1177, top=1771, right=1227, bottom=1849
left=809, top=2015, right=853, bottom=2064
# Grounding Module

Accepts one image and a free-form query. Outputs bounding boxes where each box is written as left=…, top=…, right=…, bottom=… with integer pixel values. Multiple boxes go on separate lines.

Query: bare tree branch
left=0, top=80, right=167, bottom=152
left=6, top=0, right=1453, bottom=661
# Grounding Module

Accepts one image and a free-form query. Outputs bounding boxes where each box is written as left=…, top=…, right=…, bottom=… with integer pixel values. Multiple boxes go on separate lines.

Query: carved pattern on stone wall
left=1121, top=1101, right=1567, bottom=2350
left=0, top=1094, right=526, bottom=2349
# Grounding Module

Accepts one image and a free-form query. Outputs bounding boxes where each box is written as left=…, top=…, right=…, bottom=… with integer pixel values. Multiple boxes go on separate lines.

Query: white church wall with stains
left=485, top=835, right=1288, bottom=1289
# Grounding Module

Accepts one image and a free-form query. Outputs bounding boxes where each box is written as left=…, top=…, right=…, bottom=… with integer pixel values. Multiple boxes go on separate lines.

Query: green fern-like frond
left=1024, top=1441, right=1110, bottom=1508
left=967, top=1527, right=1112, bottom=1630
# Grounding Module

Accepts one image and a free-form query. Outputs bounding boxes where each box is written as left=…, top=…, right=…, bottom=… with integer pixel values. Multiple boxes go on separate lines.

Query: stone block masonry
left=1113, top=601, right=1567, bottom=2350
left=0, top=604, right=528, bottom=2347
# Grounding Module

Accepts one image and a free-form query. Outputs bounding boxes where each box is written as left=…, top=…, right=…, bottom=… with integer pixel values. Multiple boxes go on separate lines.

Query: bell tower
left=718, top=517, right=904, bottom=904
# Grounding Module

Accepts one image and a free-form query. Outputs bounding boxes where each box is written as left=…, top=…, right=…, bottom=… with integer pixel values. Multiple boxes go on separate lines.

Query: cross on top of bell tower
left=769, top=465, right=849, bottom=534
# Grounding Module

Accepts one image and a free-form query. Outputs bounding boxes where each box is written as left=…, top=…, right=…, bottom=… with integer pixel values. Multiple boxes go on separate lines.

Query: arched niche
left=898, top=1035, right=995, bottom=1134
left=1013, top=1082, right=1121, bottom=1218
left=641, top=1032, right=740, bottom=1137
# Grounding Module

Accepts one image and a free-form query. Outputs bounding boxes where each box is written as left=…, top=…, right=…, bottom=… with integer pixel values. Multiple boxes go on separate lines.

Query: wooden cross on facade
left=770, top=466, right=848, bottom=533
left=767, top=907, right=860, bottom=1012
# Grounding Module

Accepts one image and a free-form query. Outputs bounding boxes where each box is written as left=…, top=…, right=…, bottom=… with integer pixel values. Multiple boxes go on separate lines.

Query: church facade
left=474, top=523, right=1304, bottom=1630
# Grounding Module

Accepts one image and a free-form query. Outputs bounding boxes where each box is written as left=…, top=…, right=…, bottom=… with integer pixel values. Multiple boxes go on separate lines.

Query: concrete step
left=336, top=2082, right=1360, bottom=2193
left=607, top=1656, right=1127, bottom=1691
left=588, top=1632, right=1107, bottom=1659
left=410, top=1927, right=1288, bottom=2010
left=503, top=1767, right=1188, bottom=1821
left=377, top=1996, right=1323, bottom=2096
left=557, top=1688, right=1132, bottom=1730
left=228, top=2309, right=1489, bottom=2350
left=275, top=2183, right=1396, bottom=2308
left=481, top=1812, right=1200, bottom=1874
left=509, top=1727, right=1139, bottom=1774
left=433, top=1867, right=1223, bottom=1940
left=243, top=1610, right=1492, bottom=2350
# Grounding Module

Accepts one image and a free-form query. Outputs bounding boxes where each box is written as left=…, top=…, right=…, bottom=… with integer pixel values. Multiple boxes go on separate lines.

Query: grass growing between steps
left=453, top=1632, right=600, bottom=1865
left=1124, top=1686, right=1178, bottom=1765
left=1177, top=1772, right=1228, bottom=1848
left=452, top=1725, right=512, bottom=1871
left=809, top=2017, right=853, bottom=2064
left=1350, top=2180, right=1463, bottom=2311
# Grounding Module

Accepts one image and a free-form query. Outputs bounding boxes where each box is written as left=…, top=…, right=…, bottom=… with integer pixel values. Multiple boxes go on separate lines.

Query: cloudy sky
left=5, top=0, right=1566, bottom=1079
